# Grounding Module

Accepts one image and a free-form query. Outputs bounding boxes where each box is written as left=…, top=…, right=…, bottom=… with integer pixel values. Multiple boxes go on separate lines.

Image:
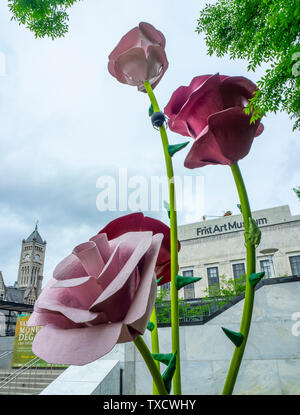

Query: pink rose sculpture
left=98, top=213, right=180, bottom=286
left=108, top=22, right=168, bottom=92
left=164, top=73, right=264, bottom=168
left=28, top=228, right=164, bottom=365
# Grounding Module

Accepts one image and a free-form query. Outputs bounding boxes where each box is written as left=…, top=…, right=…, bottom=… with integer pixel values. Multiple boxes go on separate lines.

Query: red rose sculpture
left=164, top=73, right=264, bottom=168
left=99, top=213, right=180, bottom=285
left=108, top=22, right=168, bottom=92
left=27, top=229, right=163, bottom=365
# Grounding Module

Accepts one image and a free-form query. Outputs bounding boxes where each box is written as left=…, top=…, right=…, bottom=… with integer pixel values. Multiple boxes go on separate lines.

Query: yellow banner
left=11, top=314, right=67, bottom=368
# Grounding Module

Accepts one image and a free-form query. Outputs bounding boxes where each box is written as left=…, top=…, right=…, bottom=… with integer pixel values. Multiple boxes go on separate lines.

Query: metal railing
left=0, top=356, right=41, bottom=391
left=0, top=351, right=13, bottom=360
left=0, top=356, right=67, bottom=395
left=155, top=295, right=240, bottom=325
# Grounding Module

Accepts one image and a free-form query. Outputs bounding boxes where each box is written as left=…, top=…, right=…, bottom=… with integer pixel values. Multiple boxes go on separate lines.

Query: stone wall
left=135, top=280, right=300, bottom=394
left=0, top=336, right=14, bottom=369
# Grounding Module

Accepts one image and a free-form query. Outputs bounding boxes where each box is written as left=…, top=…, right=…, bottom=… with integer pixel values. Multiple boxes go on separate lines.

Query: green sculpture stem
left=134, top=335, right=168, bottom=395
left=144, top=80, right=182, bottom=395
left=150, top=307, right=160, bottom=395
left=222, top=162, right=256, bottom=395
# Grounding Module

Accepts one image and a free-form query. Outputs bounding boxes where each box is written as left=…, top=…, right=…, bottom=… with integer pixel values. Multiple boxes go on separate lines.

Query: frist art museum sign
left=196, top=217, right=268, bottom=237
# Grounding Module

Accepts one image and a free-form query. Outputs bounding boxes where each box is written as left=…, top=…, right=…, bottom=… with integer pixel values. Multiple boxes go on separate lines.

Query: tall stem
left=222, top=162, right=256, bottom=395
left=150, top=307, right=160, bottom=395
left=144, top=81, right=182, bottom=395
left=134, top=335, right=168, bottom=395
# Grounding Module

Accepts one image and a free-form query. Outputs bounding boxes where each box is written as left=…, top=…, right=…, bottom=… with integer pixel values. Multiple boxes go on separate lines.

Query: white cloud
left=0, top=0, right=299, bottom=288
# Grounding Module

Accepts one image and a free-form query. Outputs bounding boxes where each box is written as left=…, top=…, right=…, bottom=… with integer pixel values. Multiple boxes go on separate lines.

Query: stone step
left=0, top=368, right=66, bottom=395
left=0, top=386, right=44, bottom=395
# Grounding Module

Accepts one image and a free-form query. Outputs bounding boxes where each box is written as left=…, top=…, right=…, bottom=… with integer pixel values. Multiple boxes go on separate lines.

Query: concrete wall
left=0, top=336, right=14, bottom=369
left=135, top=280, right=300, bottom=394
left=41, top=359, right=120, bottom=395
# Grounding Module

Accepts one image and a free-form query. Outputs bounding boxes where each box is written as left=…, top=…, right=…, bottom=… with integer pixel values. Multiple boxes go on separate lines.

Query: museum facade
left=176, top=205, right=300, bottom=299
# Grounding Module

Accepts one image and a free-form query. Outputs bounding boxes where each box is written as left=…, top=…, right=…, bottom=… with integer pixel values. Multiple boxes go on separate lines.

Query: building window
left=289, top=255, right=300, bottom=276
left=207, top=266, right=220, bottom=296
left=160, top=282, right=171, bottom=300
left=182, top=270, right=195, bottom=299
left=232, top=263, right=246, bottom=283
left=260, top=259, right=273, bottom=278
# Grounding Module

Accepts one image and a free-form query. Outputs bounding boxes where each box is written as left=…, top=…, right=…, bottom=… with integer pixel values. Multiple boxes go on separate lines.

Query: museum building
left=174, top=205, right=300, bottom=299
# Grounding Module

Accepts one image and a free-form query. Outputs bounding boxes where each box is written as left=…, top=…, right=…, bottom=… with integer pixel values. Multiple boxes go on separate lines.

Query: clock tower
left=17, top=222, right=46, bottom=303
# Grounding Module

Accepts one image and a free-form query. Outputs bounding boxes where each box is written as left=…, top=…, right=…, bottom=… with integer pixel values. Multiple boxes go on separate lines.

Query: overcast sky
left=0, top=0, right=299, bottom=288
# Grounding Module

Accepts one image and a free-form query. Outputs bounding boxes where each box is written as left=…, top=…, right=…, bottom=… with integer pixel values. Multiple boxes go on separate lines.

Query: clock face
left=25, top=254, right=30, bottom=261
left=34, top=254, right=40, bottom=261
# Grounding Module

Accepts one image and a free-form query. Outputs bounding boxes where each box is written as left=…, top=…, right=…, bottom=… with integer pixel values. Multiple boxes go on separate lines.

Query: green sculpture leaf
left=156, top=276, right=164, bottom=285
left=222, top=327, right=244, bottom=347
left=167, top=141, right=189, bottom=157
left=152, top=353, right=173, bottom=366
left=147, top=321, right=155, bottom=332
left=162, top=351, right=177, bottom=394
left=249, top=272, right=265, bottom=287
left=175, top=275, right=202, bottom=290
left=148, top=104, right=154, bottom=117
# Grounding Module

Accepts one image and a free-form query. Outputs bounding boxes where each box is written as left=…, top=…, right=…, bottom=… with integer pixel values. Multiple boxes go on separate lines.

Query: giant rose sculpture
left=108, top=21, right=168, bottom=92
left=164, top=73, right=264, bottom=168
left=28, top=217, right=167, bottom=365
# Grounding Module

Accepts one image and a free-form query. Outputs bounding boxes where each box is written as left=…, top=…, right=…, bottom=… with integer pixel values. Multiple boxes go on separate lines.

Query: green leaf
left=156, top=276, right=164, bottom=285
left=222, top=327, right=244, bottom=347
left=152, top=353, right=173, bottom=366
left=167, top=141, right=190, bottom=157
left=175, top=275, right=202, bottom=290
left=237, top=204, right=243, bottom=213
left=249, top=272, right=265, bottom=287
left=148, top=104, right=154, bottom=117
left=162, top=351, right=177, bottom=394
left=147, top=321, right=155, bottom=332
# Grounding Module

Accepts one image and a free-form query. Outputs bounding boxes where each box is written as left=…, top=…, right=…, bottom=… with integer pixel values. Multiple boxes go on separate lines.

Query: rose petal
left=35, top=279, right=98, bottom=324
left=53, top=253, right=86, bottom=281
left=174, top=73, right=223, bottom=138
left=220, top=76, right=258, bottom=109
left=114, top=48, right=148, bottom=86
left=90, top=232, right=153, bottom=315
left=28, top=311, right=79, bottom=329
left=99, top=213, right=144, bottom=239
left=139, top=22, right=166, bottom=48
left=52, top=276, right=103, bottom=308
left=32, top=323, right=123, bottom=365
left=89, top=233, right=111, bottom=263
left=184, top=107, right=262, bottom=168
left=73, top=241, right=105, bottom=277
left=124, top=234, right=161, bottom=328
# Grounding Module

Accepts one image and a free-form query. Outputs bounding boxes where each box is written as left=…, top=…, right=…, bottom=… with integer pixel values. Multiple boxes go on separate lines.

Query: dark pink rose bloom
left=164, top=73, right=264, bottom=168
left=108, top=22, right=168, bottom=92
left=28, top=229, right=163, bottom=365
left=98, top=213, right=180, bottom=286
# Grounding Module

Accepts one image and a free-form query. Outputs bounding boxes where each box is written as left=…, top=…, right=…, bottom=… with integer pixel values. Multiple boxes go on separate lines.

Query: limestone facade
left=176, top=205, right=300, bottom=298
